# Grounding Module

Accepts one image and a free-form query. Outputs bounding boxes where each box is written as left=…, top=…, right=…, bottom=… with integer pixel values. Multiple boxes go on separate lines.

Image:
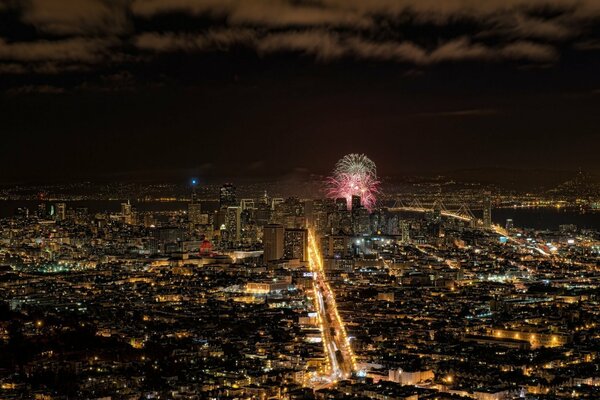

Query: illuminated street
left=307, top=228, right=356, bottom=382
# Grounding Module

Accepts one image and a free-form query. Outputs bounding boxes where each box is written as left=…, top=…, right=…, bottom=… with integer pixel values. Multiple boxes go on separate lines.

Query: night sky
left=1, top=0, right=600, bottom=184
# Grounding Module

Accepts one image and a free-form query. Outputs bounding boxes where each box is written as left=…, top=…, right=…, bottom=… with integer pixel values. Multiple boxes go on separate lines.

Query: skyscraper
left=263, top=224, right=284, bottom=261
left=188, top=202, right=202, bottom=226
left=240, top=199, right=255, bottom=210
left=400, top=220, right=410, bottom=244
left=505, top=218, right=514, bottom=232
left=483, top=191, right=492, bottom=228
left=352, top=208, right=370, bottom=235
left=351, top=195, right=362, bottom=211
left=219, top=183, right=237, bottom=208
left=225, top=206, right=241, bottom=243
left=121, top=201, right=134, bottom=225
left=55, top=202, right=66, bottom=222
left=284, top=228, right=308, bottom=261
left=335, top=197, right=347, bottom=211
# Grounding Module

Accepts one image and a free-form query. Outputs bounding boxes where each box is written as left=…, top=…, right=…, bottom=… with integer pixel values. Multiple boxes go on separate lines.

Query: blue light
left=192, top=179, right=197, bottom=185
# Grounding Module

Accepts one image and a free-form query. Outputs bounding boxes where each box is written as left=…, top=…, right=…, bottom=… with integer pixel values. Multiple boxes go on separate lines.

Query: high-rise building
left=400, top=220, right=410, bottom=244
left=188, top=202, right=202, bottom=226
left=284, top=228, right=308, bottom=261
left=219, top=183, right=237, bottom=208
left=37, top=203, right=47, bottom=219
left=505, top=219, right=514, bottom=232
left=240, top=209, right=257, bottom=245
left=121, top=201, right=134, bottom=225
left=335, top=197, right=347, bottom=211
left=225, top=206, right=241, bottom=243
left=271, top=197, right=284, bottom=210
left=351, top=195, right=362, bottom=211
left=240, top=199, right=255, bottom=210
left=353, top=207, right=371, bottom=235
left=321, top=234, right=353, bottom=258
left=483, top=192, right=492, bottom=228
left=263, top=224, right=284, bottom=261
left=154, top=226, right=183, bottom=253
left=255, top=203, right=271, bottom=227
left=55, top=202, right=66, bottom=222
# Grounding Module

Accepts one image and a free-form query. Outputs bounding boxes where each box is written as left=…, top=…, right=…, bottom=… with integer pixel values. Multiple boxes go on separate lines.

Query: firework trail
left=327, top=154, right=380, bottom=211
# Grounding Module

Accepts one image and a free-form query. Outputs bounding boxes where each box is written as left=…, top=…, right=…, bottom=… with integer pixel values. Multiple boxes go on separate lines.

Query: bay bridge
left=388, top=197, right=477, bottom=224
left=386, top=196, right=510, bottom=237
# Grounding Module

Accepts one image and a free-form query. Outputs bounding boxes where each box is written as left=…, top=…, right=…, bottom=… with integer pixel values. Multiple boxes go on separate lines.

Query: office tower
left=219, top=183, right=237, bottom=208
left=505, top=219, right=514, bottom=232
left=255, top=203, right=271, bottom=227
left=37, top=203, right=47, bottom=219
left=335, top=197, right=347, bottom=211
left=483, top=191, right=492, bottom=228
left=321, top=234, right=353, bottom=258
left=240, top=199, right=255, bottom=210
left=55, top=202, right=66, bottom=222
left=121, top=201, right=134, bottom=225
left=188, top=202, right=202, bottom=226
left=353, top=208, right=371, bottom=235
left=225, top=206, right=241, bottom=243
left=284, top=228, right=308, bottom=261
left=154, top=226, right=183, bottom=253
left=15, top=207, right=29, bottom=218
left=271, top=197, right=284, bottom=210
left=143, top=214, right=156, bottom=228
left=400, top=220, right=410, bottom=244
left=263, top=224, right=284, bottom=261
left=240, top=209, right=257, bottom=245
left=387, top=215, right=399, bottom=235
left=351, top=195, right=362, bottom=211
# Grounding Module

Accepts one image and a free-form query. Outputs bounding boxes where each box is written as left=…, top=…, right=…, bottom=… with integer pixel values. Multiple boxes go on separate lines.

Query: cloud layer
left=1, top=0, right=600, bottom=89
left=134, top=30, right=558, bottom=64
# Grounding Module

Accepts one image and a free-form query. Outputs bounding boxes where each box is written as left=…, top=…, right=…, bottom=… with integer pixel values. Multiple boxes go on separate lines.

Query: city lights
left=2, top=0, right=600, bottom=396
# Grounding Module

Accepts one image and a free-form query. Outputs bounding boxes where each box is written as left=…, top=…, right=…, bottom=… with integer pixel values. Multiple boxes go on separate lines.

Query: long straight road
left=307, top=229, right=355, bottom=381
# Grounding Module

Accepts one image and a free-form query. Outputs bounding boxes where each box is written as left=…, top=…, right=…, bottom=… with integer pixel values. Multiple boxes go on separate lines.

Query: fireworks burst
left=327, top=154, right=380, bottom=211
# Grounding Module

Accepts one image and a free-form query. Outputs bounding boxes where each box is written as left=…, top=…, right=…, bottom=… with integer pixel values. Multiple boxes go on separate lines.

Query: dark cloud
left=491, top=14, right=574, bottom=41
left=134, top=29, right=257, bottom=52
left=0, top=37, right=114, bottom=62
left=0, top=0, right=597, bottom=82
left=21, top=0, right=131, bottom=35
left=132, top=30, right=559, bottom=64
left=130, top=0, right=370, bottom=27
left=128, top=0, right=600, bottom=28
left=6, top=84, right=66, bottom=94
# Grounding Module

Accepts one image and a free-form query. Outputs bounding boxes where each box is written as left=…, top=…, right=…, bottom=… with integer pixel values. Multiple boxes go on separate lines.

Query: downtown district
left=0, top=181, right=599, bottom=400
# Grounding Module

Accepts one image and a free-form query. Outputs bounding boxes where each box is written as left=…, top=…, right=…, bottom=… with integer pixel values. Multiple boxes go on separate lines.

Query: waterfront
left=2, top=201, right=600, bottom=231
left=0, top=200, right=219, bottom=218
left=492, top=207, right=600, bottom=231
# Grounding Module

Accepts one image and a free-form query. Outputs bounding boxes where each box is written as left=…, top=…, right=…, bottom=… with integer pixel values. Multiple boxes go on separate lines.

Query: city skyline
left=2, top=2, right=600, bottom=399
